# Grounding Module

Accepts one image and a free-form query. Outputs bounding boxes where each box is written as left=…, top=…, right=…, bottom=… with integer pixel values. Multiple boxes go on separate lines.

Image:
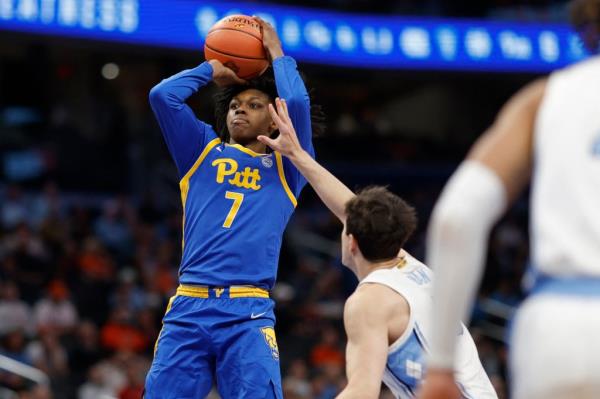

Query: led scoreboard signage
left=0, top=0, right=588, bottom=72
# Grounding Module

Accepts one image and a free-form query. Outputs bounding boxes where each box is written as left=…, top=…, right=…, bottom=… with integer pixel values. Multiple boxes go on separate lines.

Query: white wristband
left=426, top=160, right=506, bottom=369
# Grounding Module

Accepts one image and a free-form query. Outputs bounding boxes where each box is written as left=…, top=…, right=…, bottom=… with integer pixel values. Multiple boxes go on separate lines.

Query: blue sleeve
left=273, top=56, right=315, bottom=197
left=149, top=62, right=219, bottom=179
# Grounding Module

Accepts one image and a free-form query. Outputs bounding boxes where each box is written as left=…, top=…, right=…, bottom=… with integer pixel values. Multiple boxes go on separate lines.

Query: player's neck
left=229, top=139, right=268, bottom=154
left=356, top=256, right=405, bottom=280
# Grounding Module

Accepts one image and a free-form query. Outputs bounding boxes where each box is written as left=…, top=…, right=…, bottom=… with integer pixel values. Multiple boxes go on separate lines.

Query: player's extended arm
left=419, top=79, right=547, bottom=399
left=148, top=60, right=244, bottom=177
left=336, top=286, right=392, bottom=399
left=255, top=17, right=314, bottom=156
left=258, top=98, right=354, bottom=222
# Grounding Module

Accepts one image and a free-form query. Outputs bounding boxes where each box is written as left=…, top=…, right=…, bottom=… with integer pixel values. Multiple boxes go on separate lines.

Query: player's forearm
left=289, top=150, right=354, bottom=222
left=273, top=57, right=313, bottom=152
left=268, top=46, right=284, bottom=61
left=149, top=62, right=215, bottom=178
left=149, top=62, right=214, bottom=111
left=273, top=57, right=308, bottom=104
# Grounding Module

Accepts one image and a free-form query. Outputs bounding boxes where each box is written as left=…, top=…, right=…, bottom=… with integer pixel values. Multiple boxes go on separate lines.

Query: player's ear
left=348, top=234, right=359, bottom=254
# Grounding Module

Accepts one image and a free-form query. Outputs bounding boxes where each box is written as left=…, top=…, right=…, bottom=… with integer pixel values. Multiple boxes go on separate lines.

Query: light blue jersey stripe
left=531, top=274, right=600, bottom=296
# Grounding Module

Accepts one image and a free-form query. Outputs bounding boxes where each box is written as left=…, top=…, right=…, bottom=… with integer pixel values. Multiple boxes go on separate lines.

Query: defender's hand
left=257, top=98, right=303, bottom=159
left=417, top=369, right=462, bottom=399
left=253, top=16, right=284, bottom=62
left=208, top=59, right=247, bottom=87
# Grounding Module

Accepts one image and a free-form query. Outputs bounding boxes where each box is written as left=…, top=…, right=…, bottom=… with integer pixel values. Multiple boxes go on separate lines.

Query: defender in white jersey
left=360, top=255, right=496, bottom=399
left=420, top=1, right=600, bottom=399
left=257, top=99, right=497, bottom=398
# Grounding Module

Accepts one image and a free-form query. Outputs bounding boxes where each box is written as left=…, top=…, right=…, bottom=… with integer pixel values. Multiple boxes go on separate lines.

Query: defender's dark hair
left=345, top=186, right=418, bottom=263
left=213, top=68, right=325, bottom=144
left=569, top=0, right=600, bottom=30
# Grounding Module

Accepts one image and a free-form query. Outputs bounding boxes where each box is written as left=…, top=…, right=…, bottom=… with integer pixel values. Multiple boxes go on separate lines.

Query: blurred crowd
left=0, top=177, right=528, bottom=398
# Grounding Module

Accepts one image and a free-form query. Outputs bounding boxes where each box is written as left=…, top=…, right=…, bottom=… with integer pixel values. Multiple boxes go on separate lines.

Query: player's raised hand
left=253, top=16, right=284, bottom=62
left=417, top=369, right=462, bottom=399
left=258, top=98, right=302, bottom=158
left=208, top=59, right=247, bottom=87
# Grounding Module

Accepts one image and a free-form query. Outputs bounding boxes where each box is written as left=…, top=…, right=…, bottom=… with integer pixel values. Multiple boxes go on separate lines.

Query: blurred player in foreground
left=144, top=18, right=323, bottom=399
left=420, top=1, right=600, bottom=398
left=258, top=99, right=497, bottom=399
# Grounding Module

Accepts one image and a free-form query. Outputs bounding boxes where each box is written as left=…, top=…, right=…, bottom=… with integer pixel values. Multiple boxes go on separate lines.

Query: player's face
left=227, top=89, right=276, bottom=145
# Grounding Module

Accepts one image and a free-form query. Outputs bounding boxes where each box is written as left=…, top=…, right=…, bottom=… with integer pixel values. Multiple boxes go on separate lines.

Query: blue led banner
left=0, top=0, right=588, bottom=72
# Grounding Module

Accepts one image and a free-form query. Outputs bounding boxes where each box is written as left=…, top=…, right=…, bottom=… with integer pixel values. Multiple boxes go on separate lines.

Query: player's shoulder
left=349, top=278, right=409, bottom=319
left=559, top=54, right=600, bottom=76
left=404, top=252, right=430, bottom=270
left=543, top=56, right=600, bottom=97
left=391, top=254, right=434, bottom=283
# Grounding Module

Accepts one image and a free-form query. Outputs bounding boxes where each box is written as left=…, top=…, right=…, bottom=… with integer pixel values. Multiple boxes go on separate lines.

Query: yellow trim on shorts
left=176, top=285, right=269, bottom=298
left=274, top=152, right=297, bottom=207
left=176, top=285, right=210, bottom=298
left=229, top=286, right=270, bottom=298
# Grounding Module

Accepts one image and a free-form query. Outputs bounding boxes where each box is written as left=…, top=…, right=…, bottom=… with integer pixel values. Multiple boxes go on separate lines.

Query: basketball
left=204, top=15, right=269, bottom=80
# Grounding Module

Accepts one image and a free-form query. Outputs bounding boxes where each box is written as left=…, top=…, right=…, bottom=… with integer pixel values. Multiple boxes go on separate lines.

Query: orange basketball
left=204, top=15, right=269, bottom=80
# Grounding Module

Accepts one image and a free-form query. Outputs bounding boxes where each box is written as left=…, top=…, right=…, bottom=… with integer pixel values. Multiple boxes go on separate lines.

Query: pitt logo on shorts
left=260, top=327, right=279, bottom=360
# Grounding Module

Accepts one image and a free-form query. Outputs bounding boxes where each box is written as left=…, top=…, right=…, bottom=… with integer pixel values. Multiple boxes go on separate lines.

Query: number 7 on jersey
left=223, top=191, right=244, bottom=228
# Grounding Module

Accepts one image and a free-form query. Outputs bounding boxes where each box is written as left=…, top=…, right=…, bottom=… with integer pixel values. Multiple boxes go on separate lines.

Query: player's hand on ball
left=258, top=98, right=302, bottom=158
left=253, top=16, right=284, bottom=61
left=417, top=369, right=462, bottom=399
left=208, top=59, right=247, bottom=87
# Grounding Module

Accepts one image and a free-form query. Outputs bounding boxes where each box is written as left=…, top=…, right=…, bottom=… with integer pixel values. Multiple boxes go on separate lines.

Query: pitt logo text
left=212, top=159, right=262, bottom=190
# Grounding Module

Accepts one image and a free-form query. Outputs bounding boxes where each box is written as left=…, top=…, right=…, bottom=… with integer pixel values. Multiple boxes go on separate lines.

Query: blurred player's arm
left=148, top=60, right=244, bottom=177
left=419, top=79, right=547, bottom=399
left=336, top=286, right=392, bottom=399
left=466, top=78, right=547, bottom=200
left=259, top=98, right=354, bottom=222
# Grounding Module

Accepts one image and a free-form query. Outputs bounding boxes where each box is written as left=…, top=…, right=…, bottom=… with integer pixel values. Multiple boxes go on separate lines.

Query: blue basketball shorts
left=144, top=285, right=282, bottom=399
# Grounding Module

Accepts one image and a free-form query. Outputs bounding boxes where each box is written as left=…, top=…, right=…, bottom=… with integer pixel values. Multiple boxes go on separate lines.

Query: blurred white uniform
left=511, top=55, right=600, bottom=399
left=360, top=255, right=497, bottom=399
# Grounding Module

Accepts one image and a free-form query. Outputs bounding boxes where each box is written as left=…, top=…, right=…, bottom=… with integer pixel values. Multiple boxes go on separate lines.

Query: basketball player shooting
left=259, top=99, right=497, bottom=399
left=143, top=16, right=323, bottom=399
left=419, top=1, right=600, bottom=398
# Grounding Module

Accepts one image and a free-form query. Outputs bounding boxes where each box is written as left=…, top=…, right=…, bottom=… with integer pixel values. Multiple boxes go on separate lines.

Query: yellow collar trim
left=226, top=143, right=266, bottom=157
left=395, top=256, right=407, bottom=269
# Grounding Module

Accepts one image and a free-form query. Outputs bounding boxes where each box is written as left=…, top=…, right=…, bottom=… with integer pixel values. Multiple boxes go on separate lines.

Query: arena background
left=0, top=0, right=583, bottom=398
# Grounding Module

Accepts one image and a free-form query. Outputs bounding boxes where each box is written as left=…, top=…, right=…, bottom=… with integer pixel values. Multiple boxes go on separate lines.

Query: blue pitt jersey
left=179, top=138, right=297, bottom=288
left=149, top=56, right=313, bottom=290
